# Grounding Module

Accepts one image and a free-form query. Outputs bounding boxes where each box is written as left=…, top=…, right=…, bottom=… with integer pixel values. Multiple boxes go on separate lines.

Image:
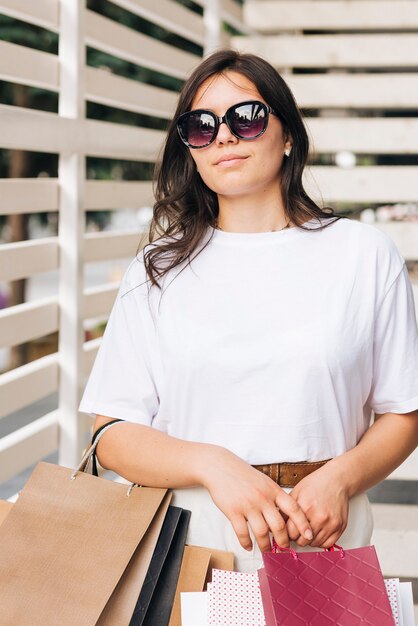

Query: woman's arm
left=286, top=409, right=418, bottom=548
left=93, top=415, right=313, bottom=553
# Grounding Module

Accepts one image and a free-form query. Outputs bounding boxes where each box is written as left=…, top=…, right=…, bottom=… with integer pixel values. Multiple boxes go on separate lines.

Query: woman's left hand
left=285, top=462, right=350, bottom=548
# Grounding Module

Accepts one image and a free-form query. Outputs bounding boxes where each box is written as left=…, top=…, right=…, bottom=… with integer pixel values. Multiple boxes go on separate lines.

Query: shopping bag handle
left=70, top=419, right=139, bottom=496
left=90, top=418, right=125, bottom=477
left=271, top=539, right=345, bottom=559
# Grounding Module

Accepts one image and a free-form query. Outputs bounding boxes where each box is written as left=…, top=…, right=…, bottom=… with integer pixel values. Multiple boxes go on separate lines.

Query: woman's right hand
left=200, top=446, right=313, bottom=553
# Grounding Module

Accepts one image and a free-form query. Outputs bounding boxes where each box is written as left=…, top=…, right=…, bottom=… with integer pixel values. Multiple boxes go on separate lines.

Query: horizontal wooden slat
left=288, top=73, right=418, bottom=110
left=244, top=1, right=418, bottom=32
left=374, top=222, right=418, bottom=262
left=0, top=178, right=154, bottom=216
left=84, top=283, right=119, bottom=319
left=0, top=178, right=59, bottom=215
left=0, top=298, right=58, bottom=348
left=0, top=353, right=58, bottom=419
left=0, top=0, right=59, bottom=33
left=232, top=34, right=418, bottom=68
left=0, top=105, right=74, bottom=153
left=85, top=181, right=154, bottom=210
left=0, top=40, right=58, bottom=91
left=0, top=105, right=163, bottom=161
left=305, top=118, right=418, bottom=154
left=0, top=238, right=59, bottom=282
left=85, top=9, right=199, bottom=81
left=85, top=66, right=177, bottom=119
left=304, top=166, right=418, bottom=203
left=84, top=119, right=163, bottom=161
left=111, top=0, right=204, bottom=46
left=0, top=411, right=59, bottom=483
left=84, top=231, right=142, bottom=262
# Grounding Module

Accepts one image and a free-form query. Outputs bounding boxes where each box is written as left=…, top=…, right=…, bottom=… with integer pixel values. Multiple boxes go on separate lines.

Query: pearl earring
left=284, top=148, right=291, bottom=157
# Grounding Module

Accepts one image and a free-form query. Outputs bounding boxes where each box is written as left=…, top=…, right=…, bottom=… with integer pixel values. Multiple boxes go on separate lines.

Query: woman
left=79, top=49, right=418, bottom=572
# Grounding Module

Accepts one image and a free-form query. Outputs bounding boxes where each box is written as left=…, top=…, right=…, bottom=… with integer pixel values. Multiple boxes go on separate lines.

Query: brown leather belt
left=252, top=460, right=331, bottom=488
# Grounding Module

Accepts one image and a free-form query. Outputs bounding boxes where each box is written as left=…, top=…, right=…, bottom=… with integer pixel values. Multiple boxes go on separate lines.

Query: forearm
left=329, top=410, right=418, bottom=497
left=93, top=415, right=215, bottom=488
left=94, top=415, right=314, bottom=551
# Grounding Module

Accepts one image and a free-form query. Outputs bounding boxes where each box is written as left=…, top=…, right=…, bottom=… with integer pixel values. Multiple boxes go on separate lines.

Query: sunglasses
left=176, top=100, right=276, bottom=149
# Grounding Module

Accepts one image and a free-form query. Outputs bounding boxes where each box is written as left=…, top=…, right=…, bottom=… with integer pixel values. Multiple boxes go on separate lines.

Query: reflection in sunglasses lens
left=187, top=112, right=216, bottom=147
left=232, top=104, right=266, bottom=138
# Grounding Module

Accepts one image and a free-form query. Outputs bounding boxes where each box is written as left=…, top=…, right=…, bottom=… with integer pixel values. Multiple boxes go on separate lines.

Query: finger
left=230, top=515, right=253, bottom=551
left=262, top=506, right=291, bottom=549
left=310, top=529, right=343, bottom=549
left=246, top=512, right=272, bottom=553
left=309, top=520, right=345, bottom=548
left=286, top=518, right=300, bottom=542
left=275, top=492, right=313, bottom=542
left=288, top=520, right=314, bottom=547
left=294, top=533, right=315, bottom=547
left=294, top=535, right=311, bottom=547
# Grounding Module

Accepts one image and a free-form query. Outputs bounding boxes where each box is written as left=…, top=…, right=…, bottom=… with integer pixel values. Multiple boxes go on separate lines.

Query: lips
left=214, top=154, right=248, bottom=165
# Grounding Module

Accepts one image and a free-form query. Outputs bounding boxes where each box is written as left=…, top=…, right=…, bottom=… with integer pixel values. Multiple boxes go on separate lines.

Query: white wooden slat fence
left=244, top=1, right=418, bottom=31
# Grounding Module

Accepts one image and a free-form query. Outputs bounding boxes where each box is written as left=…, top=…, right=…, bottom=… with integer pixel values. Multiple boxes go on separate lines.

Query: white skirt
left=171, top=485, right=374, bottom=572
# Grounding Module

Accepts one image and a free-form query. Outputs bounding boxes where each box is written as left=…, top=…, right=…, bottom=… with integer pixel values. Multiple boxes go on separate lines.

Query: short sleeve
left=78, top=260, right=160, bottom=425
left=367, top=262, right=418, bottom=414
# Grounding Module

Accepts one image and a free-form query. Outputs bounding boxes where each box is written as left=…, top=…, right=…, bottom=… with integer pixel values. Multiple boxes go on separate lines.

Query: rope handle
left=70, top=419, right=139, bottom=496
left=271, top=539, right=345, bottom=559
left=90, top=418, right=125, bottom=476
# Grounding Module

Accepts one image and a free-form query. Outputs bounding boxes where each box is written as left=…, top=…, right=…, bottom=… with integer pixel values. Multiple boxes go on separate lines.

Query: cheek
left=190, top=152, right=216, bottom=186
left=190, top=151, right=208, bottom=174
left=261, top=136, right=285, bottom=172
left=249, top=144, right=281, bottom=180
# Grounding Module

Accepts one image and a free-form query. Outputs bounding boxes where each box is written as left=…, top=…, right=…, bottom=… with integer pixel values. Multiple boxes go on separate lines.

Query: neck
left=216, top=190, right=290, bottom=233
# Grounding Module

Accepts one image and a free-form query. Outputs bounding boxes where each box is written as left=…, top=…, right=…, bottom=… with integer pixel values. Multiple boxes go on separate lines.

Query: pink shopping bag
left=258, top=544, right=395, bottom=625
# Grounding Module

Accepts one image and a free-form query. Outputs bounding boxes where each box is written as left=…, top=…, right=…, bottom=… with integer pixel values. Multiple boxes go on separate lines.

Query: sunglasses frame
left=176, top=99, right=276, bottom=149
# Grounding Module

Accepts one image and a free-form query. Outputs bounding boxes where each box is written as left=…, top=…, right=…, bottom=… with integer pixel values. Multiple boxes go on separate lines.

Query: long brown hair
left=142, top=49, right=344, bottom=289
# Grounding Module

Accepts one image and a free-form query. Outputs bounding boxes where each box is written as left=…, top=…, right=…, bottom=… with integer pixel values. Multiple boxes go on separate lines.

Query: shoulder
left=119, top=233, right=178, bottom=298
left=333, top=216, right=394, bottom=244
left=326, top=217, right=404, bottom=266
left=327, top=217, right=406, bottom=301
left=118, top=249, right=155, bottom=302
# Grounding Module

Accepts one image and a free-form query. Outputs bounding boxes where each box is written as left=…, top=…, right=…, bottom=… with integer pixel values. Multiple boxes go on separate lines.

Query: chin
left=205, top=178, right=256, bottom=196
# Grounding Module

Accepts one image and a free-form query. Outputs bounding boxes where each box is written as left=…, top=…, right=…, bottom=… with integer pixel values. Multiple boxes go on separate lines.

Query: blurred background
left=0, top=0, right=417, bottom=612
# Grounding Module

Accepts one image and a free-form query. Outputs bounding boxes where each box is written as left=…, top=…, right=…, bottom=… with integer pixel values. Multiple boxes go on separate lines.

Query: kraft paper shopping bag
left=0, top=448, right=167, bottom=626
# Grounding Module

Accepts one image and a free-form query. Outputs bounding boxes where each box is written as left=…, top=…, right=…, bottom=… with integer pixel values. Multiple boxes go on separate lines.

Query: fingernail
left=246, top=544, right=253, bottom=552
left=304, top=530, right=313, bottom=540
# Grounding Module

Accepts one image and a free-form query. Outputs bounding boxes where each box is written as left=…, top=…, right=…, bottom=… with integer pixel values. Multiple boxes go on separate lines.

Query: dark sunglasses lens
left=179, top=111, right=216, bottom=147
left=230, top=102, right=267, bottom=138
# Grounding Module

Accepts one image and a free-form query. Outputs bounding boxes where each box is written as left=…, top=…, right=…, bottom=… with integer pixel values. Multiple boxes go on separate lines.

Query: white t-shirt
left=79, top=216, right=418, bottom=463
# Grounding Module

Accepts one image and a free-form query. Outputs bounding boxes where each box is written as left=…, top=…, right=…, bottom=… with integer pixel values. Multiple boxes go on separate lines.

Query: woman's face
left=188, top=71, right=292, bottom=200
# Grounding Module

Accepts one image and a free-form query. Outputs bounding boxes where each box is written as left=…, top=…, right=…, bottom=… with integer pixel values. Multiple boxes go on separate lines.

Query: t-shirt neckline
left=209, top=217, right=322, bottom=244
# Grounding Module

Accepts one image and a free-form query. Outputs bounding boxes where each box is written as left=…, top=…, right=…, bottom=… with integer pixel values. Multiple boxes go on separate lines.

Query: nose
left=215, top=120, right=238, bottom=146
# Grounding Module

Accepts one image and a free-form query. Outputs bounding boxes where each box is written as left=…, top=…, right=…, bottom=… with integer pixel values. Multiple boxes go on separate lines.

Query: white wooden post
left=58, top=0, right=86, bottom=467
left=204, top=0, right=223, bottom=55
